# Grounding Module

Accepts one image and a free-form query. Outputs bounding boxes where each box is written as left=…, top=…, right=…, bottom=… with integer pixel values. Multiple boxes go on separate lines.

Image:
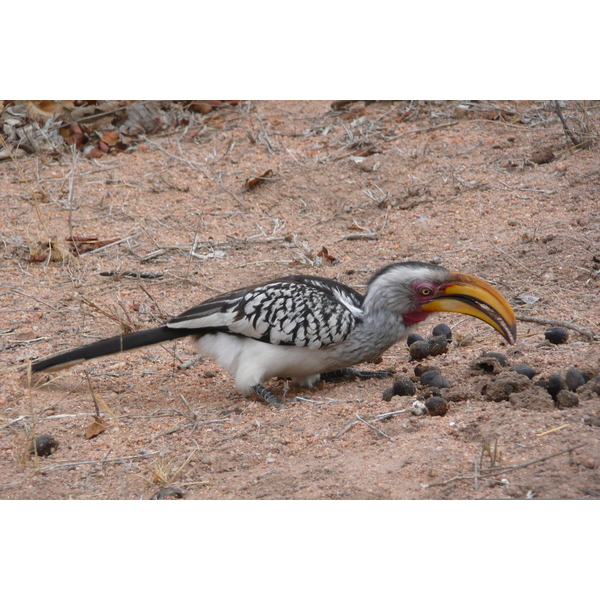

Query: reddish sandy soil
left=1, top=100, right=599, bottom=500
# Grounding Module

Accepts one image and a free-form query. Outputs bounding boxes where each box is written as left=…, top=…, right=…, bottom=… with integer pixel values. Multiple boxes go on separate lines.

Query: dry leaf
left=317, top=246, right=337, bottom=264
left=85, top=419, right=107, bottom=439
left=244, top=169, right=274, bottom=191
left=100, top=131, right=119, bottom=147
left=66, top=235, right=119, bottom=254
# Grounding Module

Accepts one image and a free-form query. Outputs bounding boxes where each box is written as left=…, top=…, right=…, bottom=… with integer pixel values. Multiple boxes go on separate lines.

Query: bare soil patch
left=1, top=100, right=599, bottom=500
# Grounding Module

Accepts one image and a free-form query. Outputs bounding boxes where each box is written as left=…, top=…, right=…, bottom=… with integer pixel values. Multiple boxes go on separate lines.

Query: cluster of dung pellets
left=406, top=323, right=452, bottom=360
left=472, top=349, right=600, bottom=411
left=382, top=364, right=453, bottom=417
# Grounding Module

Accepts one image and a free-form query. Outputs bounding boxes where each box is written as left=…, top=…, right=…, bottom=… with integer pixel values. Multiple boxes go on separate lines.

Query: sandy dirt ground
left=1, top=100, right=599, bottom=500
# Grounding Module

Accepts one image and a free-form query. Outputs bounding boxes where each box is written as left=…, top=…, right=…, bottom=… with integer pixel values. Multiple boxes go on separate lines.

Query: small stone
left=431, top=323, right=452, bottom=341
left=509, top=364, right=537, bottom=380
left=30, top=435, right=59, bottom=457
left=409, top=339, right=433, bottom=360
left=414, top=365, right=439, bottom=378
left=425, top=396, right=449, bottom=416
left=556, top=390, right=579, bottom=409
left=584, top=415, right=600, bottom=427
left=581, top=457, right=597, bottom=470
left=420, top=371, right=451, bottom=388
left=407, top=333, right=424, bottom=346
left=544, top=327, right=569, bottom=345
left=565, top=368, right=587, bottom=392
left=391, top=375, right=416, bottom=397
left=546, top=374, right=567, bottom=401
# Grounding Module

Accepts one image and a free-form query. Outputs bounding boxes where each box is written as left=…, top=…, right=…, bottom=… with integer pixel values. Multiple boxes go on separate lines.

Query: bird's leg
left=252, top=384, right=283, bottom=407
left=320, top=367, right=394, bottom=382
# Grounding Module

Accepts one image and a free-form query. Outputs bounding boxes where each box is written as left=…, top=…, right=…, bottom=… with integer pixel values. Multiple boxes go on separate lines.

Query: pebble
left=509, top=364, right=536, bottom=380
left=544, top=327, right=569, bottom=344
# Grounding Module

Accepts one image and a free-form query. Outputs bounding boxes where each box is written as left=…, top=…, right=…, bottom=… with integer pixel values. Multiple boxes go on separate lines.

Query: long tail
left=31, top=326, right=190, bottom=373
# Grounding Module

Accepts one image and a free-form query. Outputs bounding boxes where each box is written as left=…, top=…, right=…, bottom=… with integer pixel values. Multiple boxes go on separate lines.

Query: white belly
left=192, top=333, right=329, bottom=393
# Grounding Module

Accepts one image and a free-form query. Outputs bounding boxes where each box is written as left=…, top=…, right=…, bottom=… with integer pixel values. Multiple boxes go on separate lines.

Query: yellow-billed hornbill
left=31, top=262, right=516, bottom=406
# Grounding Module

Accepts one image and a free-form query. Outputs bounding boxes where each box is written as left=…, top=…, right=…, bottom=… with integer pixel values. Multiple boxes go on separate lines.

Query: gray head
left=363, top=262, right=517, bottom=343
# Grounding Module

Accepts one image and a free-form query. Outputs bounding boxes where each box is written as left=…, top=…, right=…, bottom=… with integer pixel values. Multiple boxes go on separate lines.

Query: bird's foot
left=252, top=384, right=284, bottom=408
left=320, top=367, right=394, bottom=382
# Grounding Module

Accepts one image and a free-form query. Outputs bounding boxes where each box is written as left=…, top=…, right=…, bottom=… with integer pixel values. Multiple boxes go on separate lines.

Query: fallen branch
left=516, top=315, right=598, bottom=340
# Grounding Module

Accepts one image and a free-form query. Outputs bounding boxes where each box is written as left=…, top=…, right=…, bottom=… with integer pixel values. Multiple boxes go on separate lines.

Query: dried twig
left=355, top=414, right=392, bottom=439
left=84, top=232, right=141, bottom=255
left=516, top=314, right=598, bottom=340
left=38, top=452, right=161, bottom=472
left=425, top=443, right=587, bottom=488
left=553, top=101, right=581, bottom=147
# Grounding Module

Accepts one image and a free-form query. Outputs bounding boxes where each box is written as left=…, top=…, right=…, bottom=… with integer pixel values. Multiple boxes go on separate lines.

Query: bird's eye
left=420, top=287, right=433, bottom=296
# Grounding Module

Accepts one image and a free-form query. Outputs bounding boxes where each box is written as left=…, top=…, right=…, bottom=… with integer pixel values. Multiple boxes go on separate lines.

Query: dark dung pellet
left=381, top=388, right=395, bottom=402
left=431, top=323, right=452, bottom=341
left=509, top=364, right=536, bottom=380
left=546, top=373, right=567, bottom=401
left=544, top=327, right=569, bottom=345
left=425, top=396, right=449, bottom=416
left=407, top=333, right=424, bottom=347
left=556, top=390, right=579, bottom=409
left=30, top=435, right=59, bottom=457
left=427, top=334, right=449, bottom=357
left=414, top=365, right=439, bottom=378
left=409, top=339, right=432, bottom=360
left=391, top=375, right=416, bottom=397
left=420, top=371, right=451, bottom=388
left=486, top=352, right=508, bottom=366
left=565, top=368, right=586, bottom=392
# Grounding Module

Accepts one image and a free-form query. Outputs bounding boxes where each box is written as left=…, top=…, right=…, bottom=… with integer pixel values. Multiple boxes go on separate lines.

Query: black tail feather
left=31, top=326, right=190, bottom=373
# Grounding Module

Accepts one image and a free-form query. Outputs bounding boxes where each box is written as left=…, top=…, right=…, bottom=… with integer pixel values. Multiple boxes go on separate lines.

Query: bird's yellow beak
left=422, top=273, right=517, bottom=343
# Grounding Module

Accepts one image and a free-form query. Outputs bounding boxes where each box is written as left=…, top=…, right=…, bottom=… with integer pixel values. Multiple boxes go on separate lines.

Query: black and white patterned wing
left=166, top=275, right=364, bottom=349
